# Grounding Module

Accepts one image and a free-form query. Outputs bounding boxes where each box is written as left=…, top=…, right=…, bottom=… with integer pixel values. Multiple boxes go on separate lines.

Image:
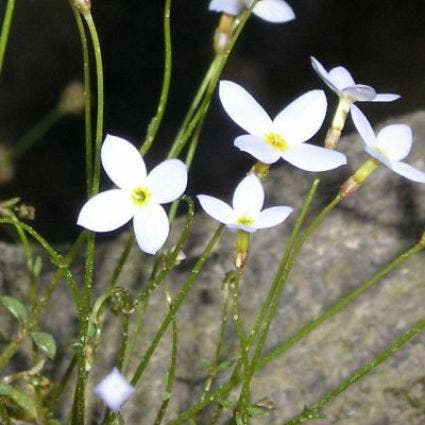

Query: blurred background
left=0, top=0, right=424, bottom=242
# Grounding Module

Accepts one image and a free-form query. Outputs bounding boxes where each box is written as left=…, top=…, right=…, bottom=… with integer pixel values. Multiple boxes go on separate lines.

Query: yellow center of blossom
left=130, top=186, right=151, bottom=207
left=264, top=132, right=288, bottom=151
left=236, top=216, right=254, bottom=227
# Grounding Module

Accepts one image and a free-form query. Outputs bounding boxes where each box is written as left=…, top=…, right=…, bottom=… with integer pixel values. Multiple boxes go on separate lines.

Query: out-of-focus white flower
left=351, top=105, right=425, bottom=183
left=94, top=368, right=135, bottom=412
left=209, top=0, right=295, bottom=23
left=311, top=57, right=400, bottom=103
left=197, top=174, right=293, bottom=232
left=77, top=135, right=188, bottom=254
left=218, top=80, right=347, bottom=171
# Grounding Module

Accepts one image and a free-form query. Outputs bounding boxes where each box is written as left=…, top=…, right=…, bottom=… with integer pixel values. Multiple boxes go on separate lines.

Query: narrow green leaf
left=31, top=332, right=57, bottom=360
left=0, top=383, right=38, bottom=419
left=0, top=296, right=28, bottom=323
left=31, top=256, right=43, bottom=277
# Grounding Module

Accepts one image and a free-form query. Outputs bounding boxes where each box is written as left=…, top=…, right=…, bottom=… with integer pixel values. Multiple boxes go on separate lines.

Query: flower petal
left=310, top=56, right=340, bottom=93
left=390, top=161, right=425, bottom=183
left=328, top=66, right=355, bottom=90
left=133, top=203, right=169, bottom=254
left=365, top=146, right=389, bottom=166
left=145, top=159, right=188, bottom=204
left=350, top=104, right=376, bottom=148
left=372, top=93, right=401, bottom=102
left=272, top=90, right=327, bottom=145
left=232, top=174, right=264, bottom=217
left=255, top=206, right=293, bottom=229
left=253, top=0, right=295, bottom=23
left=342, top=85, right=376, bottom=101
left=77, top=189, right=134, bottom=232
left=376, top=124, right=412, bottom=161
left=101, top=135, right=147, bottom=189
left=209, top=0, right=242, bottom=15
left=234, top=135, right=281, bottom=164
left=219, top=81, right=272, bottom=137
left=281, top=144, right=347, bottom=172
left=197, top=195, right=235, bottom=224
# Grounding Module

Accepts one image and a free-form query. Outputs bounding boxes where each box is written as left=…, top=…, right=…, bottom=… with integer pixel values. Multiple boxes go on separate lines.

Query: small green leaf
left=31, top=332, right=57, bottom=360
left=161, top=391, right=171, bottom=401
left=31, top=256, right=43, bottom=277
left=248, top=406, right=268, bottom=417
left=217, top=359, right=233, bottom=372
left=0, top=296, right=28, bottom=323
left=0, top=383, right=38, bottom=419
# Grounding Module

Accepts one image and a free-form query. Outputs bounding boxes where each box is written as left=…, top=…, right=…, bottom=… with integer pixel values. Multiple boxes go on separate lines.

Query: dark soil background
left=0, top=0, right=424, bottom=242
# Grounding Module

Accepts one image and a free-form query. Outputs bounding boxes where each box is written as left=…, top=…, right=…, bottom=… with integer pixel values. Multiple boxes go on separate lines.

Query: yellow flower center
left=264, top=132, right=288, bottom=151
left=131, top=186, right=151, bottom=207
left=236, top=216, right=254, bottom=226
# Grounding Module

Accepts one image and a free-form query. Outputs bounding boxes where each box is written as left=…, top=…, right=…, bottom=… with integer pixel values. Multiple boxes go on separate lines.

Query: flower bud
left=71, top=0, right=91, bottom=15
left=58, top=81, right=85, bottom=115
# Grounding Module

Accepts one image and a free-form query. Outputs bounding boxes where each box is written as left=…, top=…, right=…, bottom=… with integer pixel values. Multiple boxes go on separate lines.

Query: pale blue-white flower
left=94, top=368, right=135, bottom=412
left=218, top=80, right=347, bottom=171
left=77, top=135, right=188, bottom=254
left=209, top=0, right=295, bottom=23
left=351, top=105, right=425, bottom=183
left=311, top=56, right=400, bottom=103
left=197, top=174, right=293, bottom=232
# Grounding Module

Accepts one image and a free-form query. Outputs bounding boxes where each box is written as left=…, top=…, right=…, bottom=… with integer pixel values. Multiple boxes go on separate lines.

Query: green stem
left=131, top=225, right=224, bottom=386
left=10, top=107, right=63, bottom=159
left=0, top=0, right=15, bottom=77
left=140, top=0, right=172, bottom=156
left=284, top=318, right=425, bottom=425
left=117, top=314, right=130, bottom=370
left=107, top=235, right=134, bottom=290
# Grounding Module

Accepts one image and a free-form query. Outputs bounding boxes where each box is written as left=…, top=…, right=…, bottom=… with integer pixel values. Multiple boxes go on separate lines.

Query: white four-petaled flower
left=197, top=174, right=293, bottom=232
left=94, top=368, right=135, bottom=412
left=77, top=135, right=188, bottom=254
left=351, top=105, right=425, bottom=183
left=209, top=0, right=295, bottom=23
left=218, top=80, right=347, bottom=171
left=311, top=56, right=400, bottom=103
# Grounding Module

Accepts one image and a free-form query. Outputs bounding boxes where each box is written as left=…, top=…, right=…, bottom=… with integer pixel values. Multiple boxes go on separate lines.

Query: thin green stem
left=140, top=0, right=172, bottom=156
left=10, top=107, right=63, bottom=159
left=0, top=0, right=15, bottom=77
left=117, top=315, right=130, bottom=370
left=131, top=225, right=224, bottom=386
left=284, top=318, right=425, bottom=424
left=107, top=235, right=134, bottom=290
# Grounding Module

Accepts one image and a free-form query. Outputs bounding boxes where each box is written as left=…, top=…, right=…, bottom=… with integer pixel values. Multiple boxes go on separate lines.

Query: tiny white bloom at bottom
left=94, top=368, right=135, bottom=412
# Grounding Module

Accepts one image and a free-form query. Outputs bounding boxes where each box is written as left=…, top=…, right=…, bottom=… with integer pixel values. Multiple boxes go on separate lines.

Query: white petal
left=255, top=206, right=293, bottom=229
left=376, top=124, right=412, bottom=161
left=365, top=146, right=389, bottom=166
left=310, top=57, right=340, bottom=93
left=253, top=0, right=295, bottom=23
left=232, top=174, right=264, bottom=217
left=328, top=66, right=355, bottom=90
left=281, top=144, right=347, bottom=172
left=133, top=203, right=169, bottom=254
left=77, top=189, right=134, bottom=232
left=372, top=93, right=401, bottom=102
left=94, top=368, right=135, bottom=412
left=350, top=104, right=376, bottom=148
left=219, top=81, right=272, bottom=137
left=197, top=195, right=235, bottom=224
left=272, top=90, right=327, bottom=145
left=227, top=223, right=257, bottom=233
left=209, top=0, right=242, bottom=15
left=342, top=85, right=376, bottom=101
left=390, top=161, right=425, bottom=183
left=101, top=135, right=147, bottom=189
left=145, top=159, right=188, bottom=204
left=234, top=135, right=281, bottom=164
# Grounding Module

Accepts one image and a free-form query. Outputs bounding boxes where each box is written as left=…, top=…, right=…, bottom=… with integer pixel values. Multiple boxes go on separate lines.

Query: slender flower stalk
left=0, top=0, right=16, bottom=78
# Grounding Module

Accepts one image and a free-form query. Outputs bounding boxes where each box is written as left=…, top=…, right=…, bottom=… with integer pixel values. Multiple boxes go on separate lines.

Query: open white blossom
left=197, top=174, right=293, bottom=232
left=94, top=368, right=135, bottom=412
left=209, top=0, right=295, bottom=23
left=77, top=135, right=188, bottom=254
left=351, top=105, right=425, bottom=183
left=219, top=80, right=347, bottom=171
left=311, top=56, right=400, bottom=103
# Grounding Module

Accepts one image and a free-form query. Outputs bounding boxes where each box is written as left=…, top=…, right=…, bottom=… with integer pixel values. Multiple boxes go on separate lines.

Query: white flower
left=77, top=135, right=188, bottom=254
left=311, top=56, right=400, bottom=103
left=351, top=105, right=425, bottom=183
left=219, top=80, right=347, bottom=171
left=209, top=0, right=295, bottom=23
left=197, top=174, right=293, bottom=232
left=94, top=368, right=135, bottom=412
